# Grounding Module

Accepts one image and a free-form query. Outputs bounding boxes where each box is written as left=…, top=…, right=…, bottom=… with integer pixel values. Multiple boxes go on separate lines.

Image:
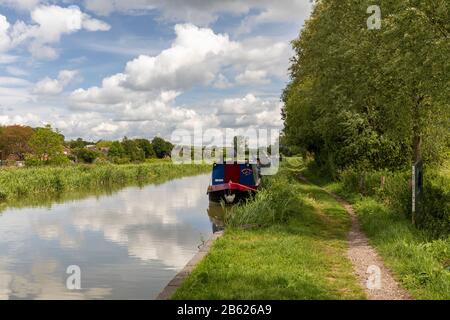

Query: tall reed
left=0, top=163, right=210, bottom=202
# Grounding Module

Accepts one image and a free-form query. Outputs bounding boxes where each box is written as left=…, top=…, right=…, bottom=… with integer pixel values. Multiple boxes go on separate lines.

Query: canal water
left=0, top=173, right=216, bottom=300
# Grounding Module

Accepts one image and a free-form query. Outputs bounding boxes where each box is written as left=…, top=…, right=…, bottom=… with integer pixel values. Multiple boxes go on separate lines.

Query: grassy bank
left=0, top=162, right=210, bottom=202
left=173, top=164, right=366, bottom=299
left=301, top=162, right=450, bottom=300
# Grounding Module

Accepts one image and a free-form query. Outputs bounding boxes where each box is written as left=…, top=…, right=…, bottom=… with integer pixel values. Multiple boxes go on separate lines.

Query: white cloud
left=0, top=15, right=11, bottom=52
left=0, top=5, right=110, bottom=60
left=0, top=76, right=31, bottom=87
left=34, top=69, right=80, bottom=95
left=67, top=24, right=287, bottom=138
left=5, top=66, right=28, bottom=76
left=213, top=73, right=232, bottom=89
left=122, top=24, right=239, bottom=91
left=71, top=24, right=288, bottom=98
left=235, top=69, right=269, bottom=85
left=0, top=54, right=17, bottom=64
left=0, top=0, right=41, bottom=11
left=84, top=0, right=313, bottom=30
left=0, top=113, right=41, bottom=126
left=0, top=86, right=32, bottom=105
left=218, top=93, right=283, bottom=128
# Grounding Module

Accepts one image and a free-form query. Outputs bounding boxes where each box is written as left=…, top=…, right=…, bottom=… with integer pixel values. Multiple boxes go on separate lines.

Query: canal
left=0, top=173, right=215, bottom=299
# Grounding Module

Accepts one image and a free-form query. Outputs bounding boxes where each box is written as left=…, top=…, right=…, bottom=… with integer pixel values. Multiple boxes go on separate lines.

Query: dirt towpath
left=299, top=175, right=411, bottom=300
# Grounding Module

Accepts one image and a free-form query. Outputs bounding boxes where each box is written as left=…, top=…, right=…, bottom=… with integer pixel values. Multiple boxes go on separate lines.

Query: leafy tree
left=69, top=138, right=91, bottom=149
left=135, top=139, right=156, bottom=158
left=108, top=141, right=126, bottom=159
left=0, top=125, right=34, bottom=160
left=283, top=0, right=449, bottom=175
left=96, top=140, right=113, bottom=149
left=74, top=148, right=100, bottom=164
left=29, top=125, right=66, bottom=163
left=151, top=137, right=173, bottom=159
left=121, top=137, right=145, bottom=162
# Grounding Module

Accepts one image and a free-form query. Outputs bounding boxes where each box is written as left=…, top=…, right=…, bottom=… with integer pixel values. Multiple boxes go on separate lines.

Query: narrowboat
left=207, top=162, right=261, bottom=204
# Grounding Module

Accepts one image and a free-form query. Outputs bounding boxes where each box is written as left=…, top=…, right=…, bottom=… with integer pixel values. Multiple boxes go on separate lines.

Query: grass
left=0, top=162, right=210, bottom=203
left=354, top=199, right=450, bottom=299
left=301, top=161, right=450, bottom=300
left=172, top=164, right=366, bottom=300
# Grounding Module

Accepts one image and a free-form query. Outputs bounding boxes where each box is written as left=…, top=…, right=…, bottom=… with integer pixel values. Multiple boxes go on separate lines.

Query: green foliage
left=29, top=125, right=67, bottom=164
left=135, top=138, right=156, bottom=158
left=354, top=199, right=449, bottom=299
left=108, top=141, right=126, bottom=159
left=417, top=170, right=450, bottom=237
left=74, top=148, right=101, bottom=164
left=227, top=170, right=300, bottom=227
left=302, top=162, right=450, bottom=299
left=121, top=137, right=145, bottom=162
left=283, top=0, right=450, bottom=174
left=47, top=154, right=71, bottom=166
left=68, top=138, right=92, bottom=149
left=152, top=137, right=173, bottom=158
left=0, top=162, right=210, bottom=202
left=24, top=155, right=43, bottom=167
left=338, top=166, right=449, bottom=237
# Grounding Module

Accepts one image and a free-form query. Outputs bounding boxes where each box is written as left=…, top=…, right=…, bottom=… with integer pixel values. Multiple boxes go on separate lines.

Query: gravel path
left=299, top=175, right=411, bottom=300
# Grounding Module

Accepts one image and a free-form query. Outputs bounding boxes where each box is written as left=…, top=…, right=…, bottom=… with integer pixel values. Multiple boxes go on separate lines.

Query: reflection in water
left=207, top=202, right=232, bottom=233
left=0, top=174, right=212, bottom=300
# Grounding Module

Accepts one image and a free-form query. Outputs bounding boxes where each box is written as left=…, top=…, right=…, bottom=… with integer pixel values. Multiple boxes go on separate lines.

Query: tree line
left=0, top=124, right=174, bottom=166
left=282, top=0, right=449, bottom=175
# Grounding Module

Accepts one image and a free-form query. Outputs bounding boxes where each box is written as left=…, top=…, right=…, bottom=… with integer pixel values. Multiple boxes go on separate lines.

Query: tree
left=69, top=138, right=91, bottom=149
left=108, top=141, right=126, bottom=159
left=151, top=137, right=173, bottom=159
left=121, top=137, right=145, bottom=162
left=0, top=125, right=34, bottom=160
left=96, top=140, right=113, bottom=149
left=135, top=139, right=156, bottom=158
left=74, top=148, right=100, bottom=164
left=283, top=0, right=449, bottom=175
left=29, top=125, right=66, bottom=163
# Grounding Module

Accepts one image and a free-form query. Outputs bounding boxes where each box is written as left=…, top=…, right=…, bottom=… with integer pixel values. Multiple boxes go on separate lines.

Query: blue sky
left=0, top=0, right=313, bottom=141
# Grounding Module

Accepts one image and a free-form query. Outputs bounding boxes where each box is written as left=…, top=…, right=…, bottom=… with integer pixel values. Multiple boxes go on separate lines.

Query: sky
left=0, top=0, right=313, bottom=141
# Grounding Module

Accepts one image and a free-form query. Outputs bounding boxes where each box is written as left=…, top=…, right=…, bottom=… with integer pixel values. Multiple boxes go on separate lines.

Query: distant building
left=85, top=145, right=97, bottom=151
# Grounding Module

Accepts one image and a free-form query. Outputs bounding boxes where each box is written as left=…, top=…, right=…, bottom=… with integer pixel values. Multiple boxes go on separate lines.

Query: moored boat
left=207, top=162, right=261, bottom=204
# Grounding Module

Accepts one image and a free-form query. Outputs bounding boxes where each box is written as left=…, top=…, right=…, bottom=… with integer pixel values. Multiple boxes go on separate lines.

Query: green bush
left=339, top=166, right=449, bottom=237
left=418, top=172, right=450, bottom=238
left=227, top=169, right=301, bottom=227
left=74, top=148, right=101, bottom=164
left=24, top=155, right=43, bottom=167
left=48, top=154, right=71, bottom=166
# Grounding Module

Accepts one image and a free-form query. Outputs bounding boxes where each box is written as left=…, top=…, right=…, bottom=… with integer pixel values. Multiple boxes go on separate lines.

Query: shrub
left=339, top=166, right=449, bottom=237
left=227, top=169, right=300, bottom=227
left=24, top=155, right=43, bottom=167
left=74, top=148, right=100, bottom=164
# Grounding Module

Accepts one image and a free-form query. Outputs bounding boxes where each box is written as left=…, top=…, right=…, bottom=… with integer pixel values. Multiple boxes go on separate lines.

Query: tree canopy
left=29, top=125, right=65, bottom=163
left=283, top=0, right=449, bottom=175
left=0, top=125, right=34, bottom=160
